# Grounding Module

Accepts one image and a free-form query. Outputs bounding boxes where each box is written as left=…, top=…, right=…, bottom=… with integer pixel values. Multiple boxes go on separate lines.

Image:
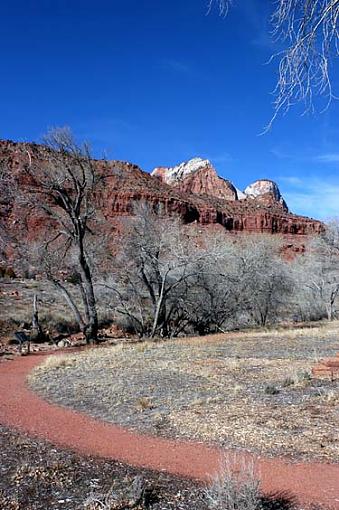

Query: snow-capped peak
left=152, top=157, right=211, bottom=184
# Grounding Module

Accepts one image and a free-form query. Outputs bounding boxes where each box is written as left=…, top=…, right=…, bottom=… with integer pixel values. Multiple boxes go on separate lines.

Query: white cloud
left=314, top=153, right=339, bottom=163
left=270, top=147, right=293, bottom=159
left=209, top=152, right=234, bottom=164
left=279, top=176, right=303, bottom=185
left=281, top=176, right=339, bottom=219
left=159, top=59, right=191, bottom=75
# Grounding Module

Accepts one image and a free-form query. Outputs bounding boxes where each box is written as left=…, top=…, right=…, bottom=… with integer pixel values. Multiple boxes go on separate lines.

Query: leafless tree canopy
left=102, top=205, right=297, bottom=338
left=208, top=0, right=339, bottom=125
left=19, top=127, right=108, bottom=343
left=290, top=218, right=339, bottom=321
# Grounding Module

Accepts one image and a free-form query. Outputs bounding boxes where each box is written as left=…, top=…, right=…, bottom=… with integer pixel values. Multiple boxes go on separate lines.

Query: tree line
left=2, top=129, right=338, bottom=342
left=101, top=206, right=338, bottom=338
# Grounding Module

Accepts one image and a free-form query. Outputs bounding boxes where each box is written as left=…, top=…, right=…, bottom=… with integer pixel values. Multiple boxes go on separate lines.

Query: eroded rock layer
left=153, top=158, right=289, bottom=212
left=0, top=141, right=323, bottom=256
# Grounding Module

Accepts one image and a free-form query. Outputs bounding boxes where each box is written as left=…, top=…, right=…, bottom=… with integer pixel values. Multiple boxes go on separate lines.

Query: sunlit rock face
left=0, top=140, right=322, bottom=262
left=152, top=160, right=288, bottom=211
left=245, top=179, right=282, bottom=200
left=152, top=158, right=211, bottom=184
left=244, top=179, right=288, bottom=211
left=152, top=158, right=238, bottom=201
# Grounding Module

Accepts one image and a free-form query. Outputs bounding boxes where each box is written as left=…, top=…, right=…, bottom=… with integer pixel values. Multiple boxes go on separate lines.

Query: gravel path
left=0, top=350, right=339, bottom=509
left=30, top=325, right=339, bottom=461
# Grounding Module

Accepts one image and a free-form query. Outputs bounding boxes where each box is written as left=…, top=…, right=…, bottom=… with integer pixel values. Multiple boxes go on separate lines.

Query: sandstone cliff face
left=152, top=158, right=237, bottom=201
left=0, top=140, right=323, bottom=258
left=152, top=158, right=289, bottom=212
left=244, top=179, right=288, bottom=211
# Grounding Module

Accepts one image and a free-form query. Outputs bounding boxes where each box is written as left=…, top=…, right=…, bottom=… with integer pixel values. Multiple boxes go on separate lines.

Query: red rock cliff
left=152, top=158, right=238, bottom=201
left=0, top=141, right=323, bottom=258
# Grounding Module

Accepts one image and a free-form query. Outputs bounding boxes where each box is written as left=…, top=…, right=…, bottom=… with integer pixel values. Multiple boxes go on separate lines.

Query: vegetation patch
left=0, top=425, right=205, bottom=510
left=30, top=322, right=339, bottom=462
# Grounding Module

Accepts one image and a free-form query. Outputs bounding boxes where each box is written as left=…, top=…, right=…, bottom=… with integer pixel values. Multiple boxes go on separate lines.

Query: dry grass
left=35, top=354, right=78, bottom=371
left=30, top=322, right=339, bottom=462
left=0, top=279, right=114, bottom=340
left=205, top=455, right=261, bottom=510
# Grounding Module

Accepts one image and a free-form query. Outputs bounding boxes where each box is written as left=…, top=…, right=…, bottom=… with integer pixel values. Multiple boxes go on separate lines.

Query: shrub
left=37, top=354, right=76, bottom=371
left=84, top=476, right=156, bottom=509
left=41, top=314, right=79, bottom=335
left=281, top=377, right=294, bottom=388
left=205, top=455, right=262, bottom=510
left=65, top=271, right=82, bottom=285
left=0, top=265, right=16, bottom=279
left=295, top=370, right=312, bottom=386
left=264, top=384, right=280, bottom=395
left=137, top=397, right=155, bottom=411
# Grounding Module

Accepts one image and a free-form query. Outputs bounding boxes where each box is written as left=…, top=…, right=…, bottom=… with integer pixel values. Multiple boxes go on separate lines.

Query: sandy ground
left=30, top=322, right=339, bottom=462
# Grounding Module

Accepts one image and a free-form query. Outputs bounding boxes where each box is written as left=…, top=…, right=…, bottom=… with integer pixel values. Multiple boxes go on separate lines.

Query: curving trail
left=0, top=352, right=339, bottom=508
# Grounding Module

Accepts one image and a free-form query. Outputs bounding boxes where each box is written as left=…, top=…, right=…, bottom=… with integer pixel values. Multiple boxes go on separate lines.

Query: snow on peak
left=152, top=157, right=211, bottom=184
left=235, top=187, right=247, bottom=200
left=244, top=179, right=282, bottom=201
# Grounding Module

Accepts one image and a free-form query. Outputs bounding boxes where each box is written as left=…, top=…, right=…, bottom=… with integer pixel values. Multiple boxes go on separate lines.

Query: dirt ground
left=0, top=425, right=208, bottom=510
left=30, top=322, right=339, bottom=463
left=0, top=279, right=113, bottom=340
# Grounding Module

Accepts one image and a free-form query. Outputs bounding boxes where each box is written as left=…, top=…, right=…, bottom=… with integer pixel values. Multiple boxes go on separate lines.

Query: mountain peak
left=152, top=157, right=211, bottom=184
left=152, top=158, right=238, bottom=200
left=244, top=179, right=288, bottom=210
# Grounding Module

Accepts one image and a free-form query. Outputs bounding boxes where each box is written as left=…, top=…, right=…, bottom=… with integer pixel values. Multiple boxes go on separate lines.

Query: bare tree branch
left=208, top=0, right=339, bottom=127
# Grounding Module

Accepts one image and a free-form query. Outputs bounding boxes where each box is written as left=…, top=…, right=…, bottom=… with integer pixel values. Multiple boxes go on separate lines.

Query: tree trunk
left=79, top=282, right=91, bottom=323
left=326, top=304, right=333, bottom=321
left=31, top=293, right=45, bottom=342
left=78, top=248, right=98, bottom=344
left=53, top=280, right=86, bottom=333
left=150, top=278, right=166, bottom=338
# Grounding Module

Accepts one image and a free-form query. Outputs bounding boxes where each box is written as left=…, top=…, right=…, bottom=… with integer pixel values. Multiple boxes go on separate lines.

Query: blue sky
left=1, top=0, right=338, bottom=219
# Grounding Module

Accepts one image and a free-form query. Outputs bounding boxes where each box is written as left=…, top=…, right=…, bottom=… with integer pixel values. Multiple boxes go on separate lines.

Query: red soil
left=0, top=352, right=338, bottom=508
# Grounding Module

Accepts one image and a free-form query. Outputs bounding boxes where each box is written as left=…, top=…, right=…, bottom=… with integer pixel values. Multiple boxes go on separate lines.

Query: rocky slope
left=0, top=141, right=323, bottom=260
left=152, top=158, right=238, bottom=201
left=244, top=179, right=288, bottom=211
left=152, top=158, right=289, bottom=211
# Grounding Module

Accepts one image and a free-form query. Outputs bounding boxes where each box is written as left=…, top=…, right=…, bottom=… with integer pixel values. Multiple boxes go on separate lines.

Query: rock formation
left=312, top=353, right=339, bottom=380
left=244, top=179, right=288, bottom=211
left=0, top=140, right=323, bottom=263
left=152, top=158, right=238, bottom=201
left=152, top=158, right=289, bottom=212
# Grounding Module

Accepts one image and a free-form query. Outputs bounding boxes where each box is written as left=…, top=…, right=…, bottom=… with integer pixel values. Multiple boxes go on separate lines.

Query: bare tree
left=31, top=293, right=47, bottom=342
left=270, top=0, right=339, bottom=123
left=18, top=127, right=107, bottom=343
left=106, top=206, right=300, bottom=337
left=208, top=0, right=339, bottom=125
left=207, top=0, right=233, bottom=16
left=178, top=236, right=240, bottom=335
left=108, top=205, right=197, bottom=338
left=236, top=236, right=294, bottom=326
left=106, top=205, right=233, bottom=338
left=298, top=218, right=339, bottom=320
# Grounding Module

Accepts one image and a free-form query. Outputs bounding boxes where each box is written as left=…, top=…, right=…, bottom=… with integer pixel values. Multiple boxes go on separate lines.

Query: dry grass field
left=0, top=279, right=113, bottom=340
left=0, top=279, right=80, bottom=337
left=30, top=322, right=339, bottom=463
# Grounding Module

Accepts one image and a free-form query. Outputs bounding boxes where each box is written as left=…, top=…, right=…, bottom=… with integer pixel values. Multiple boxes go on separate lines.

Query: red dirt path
left=1, top=352, right=339, bottom=509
